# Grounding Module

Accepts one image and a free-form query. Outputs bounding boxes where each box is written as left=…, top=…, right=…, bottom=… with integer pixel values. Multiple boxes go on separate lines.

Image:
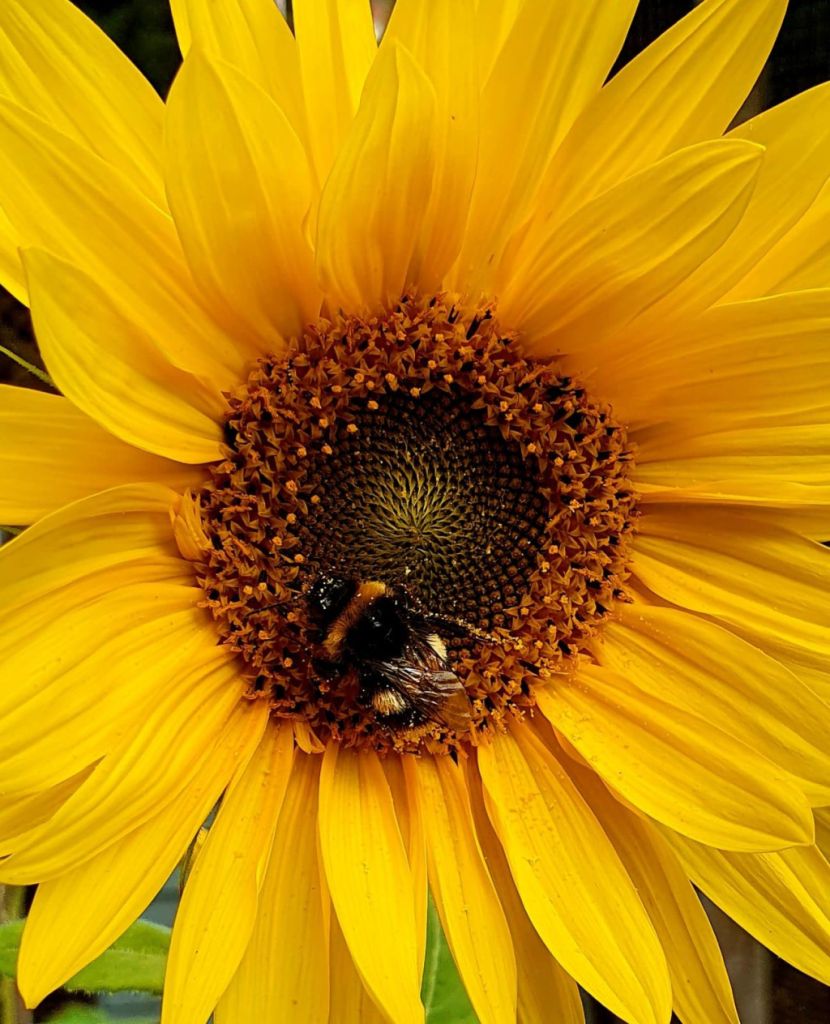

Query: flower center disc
left=304, top=387, right=548, bottom=626
left=195, top=295, right=637, bottom=754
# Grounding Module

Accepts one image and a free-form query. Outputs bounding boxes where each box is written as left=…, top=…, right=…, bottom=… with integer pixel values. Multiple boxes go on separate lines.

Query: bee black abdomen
left=361, top=674, right=426, bottom=731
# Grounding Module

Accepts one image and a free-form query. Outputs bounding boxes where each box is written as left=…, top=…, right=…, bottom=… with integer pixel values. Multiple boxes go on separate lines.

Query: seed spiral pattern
left=188, top=294, right=638, bottom=754
left=301, top=388, right=548, bottom=626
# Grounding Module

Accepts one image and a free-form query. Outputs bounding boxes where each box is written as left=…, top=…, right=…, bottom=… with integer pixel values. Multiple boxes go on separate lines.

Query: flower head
left=1, top=0, right=830, bottom=1022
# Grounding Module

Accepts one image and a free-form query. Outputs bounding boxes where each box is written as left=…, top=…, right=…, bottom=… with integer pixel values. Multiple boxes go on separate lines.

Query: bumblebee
left=307, top=574, right=471, bottom=733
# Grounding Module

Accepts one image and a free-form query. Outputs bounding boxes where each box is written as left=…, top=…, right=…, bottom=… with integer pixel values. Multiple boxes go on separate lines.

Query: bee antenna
left=453, top=619, right=502, bottom=644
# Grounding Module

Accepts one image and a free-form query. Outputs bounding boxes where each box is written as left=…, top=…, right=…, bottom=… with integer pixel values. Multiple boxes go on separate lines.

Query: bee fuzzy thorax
left=318, top=580, right=393, bottom=661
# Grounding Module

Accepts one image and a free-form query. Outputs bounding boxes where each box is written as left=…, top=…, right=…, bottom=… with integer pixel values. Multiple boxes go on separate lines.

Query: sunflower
left=1, top=0, right=830, bottom=1021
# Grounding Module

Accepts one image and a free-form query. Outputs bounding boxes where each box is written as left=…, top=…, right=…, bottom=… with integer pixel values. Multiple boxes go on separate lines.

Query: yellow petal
left=16, top=701, right=265, bottom=1007
left=597, top=604, right=830, bottom=804
left=294, top=0, right=377, bottom=184
left=387, top=756, right=428, bottom=971
left=633, top=506, right=830, bottom=670
left=318, top=745, right=424, bottom=1024
left=329, top=914, right=387, bottom=1023
left=0, top=586, right=209, bottom=807
left=24, top=248, right=223, bottom=464
left=570, top=765, right=739, bottom=1024
left=473, top=0, right=523, bottom=80
left=467, top=762, right=586, bottom=1024
left=171, top=490, right=211, bottom=562
left=617, top=289, right=830, bottom=433
left=454, top=0, right=637, bottom=293
left=0, top=483, right=182, bottom=610
left=169, top=0, right=307, bottom=150
left=478, top=725, right=671, bottom=1024
left=0, top=770, right=91, bottom=851
left=665, top=830, right=830, bottom=985
left=315, top=43, right=436, bottom=313
left=0, top=385, right=203, bottom=524
left=2, top=648, right=246, bottom=883
left=531, top=0, right=785, bottom=231
left=754, top=505, right=830, bottom=543
left=293, top=719, right=326, bottom=754
left=411, top=755, right=517, bottom=1024
left=732, top=180, right=830, bottom=298
left=538, top=663, right=813, bottom=852
left=162, top=725, right=294, bottom=1024
left=0, top=205, right=26, bottom=302
left=0, top=0, right=164, bottom=204
left=215, top=753, right=331, bottom=1024
left=637, top=427, right=830, bottom=509
left=0, top=98, right=246, bottom=387
left=501, top=140, right=763, bottom=358
left=784, top=660, right=830, bottom=707
left=634, top=81, right=830, bottom=330
left=815, top=809, right=830, bottom=861
left=722, top=87, right=830, bottom=296
left=382, top=0, right=479, bottom=291
left=169, top=0, right=191, bottom=53
left=165, top=53, right=319, bottom=348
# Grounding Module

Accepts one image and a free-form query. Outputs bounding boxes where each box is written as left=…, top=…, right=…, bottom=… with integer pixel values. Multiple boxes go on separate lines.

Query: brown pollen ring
left=188, top=293, right=638, bottom=755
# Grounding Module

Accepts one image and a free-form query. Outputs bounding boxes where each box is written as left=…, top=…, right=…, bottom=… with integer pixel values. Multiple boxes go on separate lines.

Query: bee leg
left=356, top=667, right=386, bottom=709
left=310, top=656, right=344, bottom=681
left=354, top=684, right=376, bottom=708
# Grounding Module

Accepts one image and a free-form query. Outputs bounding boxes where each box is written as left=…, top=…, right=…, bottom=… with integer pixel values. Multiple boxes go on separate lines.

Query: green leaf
left=421, top=898, right=478, bottom=1024
left=45, top=1007, right=157, bottom=1024
left=0, top=919, right=170, bottom=995
left=44, top=1006, right=110, bottom=1024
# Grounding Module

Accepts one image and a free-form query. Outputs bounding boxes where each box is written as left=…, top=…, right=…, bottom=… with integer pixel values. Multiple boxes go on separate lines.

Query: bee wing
left=365, top=629, right=471, bottom=731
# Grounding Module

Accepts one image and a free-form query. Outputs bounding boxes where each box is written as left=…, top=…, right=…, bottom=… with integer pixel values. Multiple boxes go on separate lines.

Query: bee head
left=306, top=573, right=357, bottom=627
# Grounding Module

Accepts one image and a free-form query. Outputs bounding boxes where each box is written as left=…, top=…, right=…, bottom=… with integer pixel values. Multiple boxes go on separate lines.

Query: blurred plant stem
left=0, top=886, right=29, bottom=1024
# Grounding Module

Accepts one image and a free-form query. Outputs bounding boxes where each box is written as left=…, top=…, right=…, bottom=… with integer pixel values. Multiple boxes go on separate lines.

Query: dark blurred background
left=2, top=1, right=829, bottom=1022
left=70, top=0, right=830, bottom=107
